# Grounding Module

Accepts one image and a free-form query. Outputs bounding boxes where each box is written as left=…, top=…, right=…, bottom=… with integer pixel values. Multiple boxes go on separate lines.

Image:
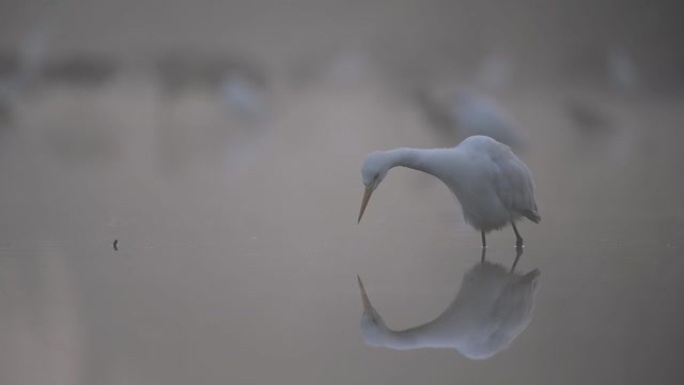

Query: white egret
left=358, top=135, right=540, bottom=248
left=357, top=248, right=540, bottom=359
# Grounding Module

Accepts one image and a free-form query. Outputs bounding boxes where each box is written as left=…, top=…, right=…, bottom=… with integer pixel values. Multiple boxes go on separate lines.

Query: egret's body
left=357, top=251, right=540, bottom=359
left=358, top=135, right=540, bottom=247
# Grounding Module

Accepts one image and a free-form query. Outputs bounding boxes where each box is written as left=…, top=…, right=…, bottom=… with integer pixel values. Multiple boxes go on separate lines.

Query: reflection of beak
left=357, top=275, right=376, bottom=320
left=357, top=186, right=374, bottom=223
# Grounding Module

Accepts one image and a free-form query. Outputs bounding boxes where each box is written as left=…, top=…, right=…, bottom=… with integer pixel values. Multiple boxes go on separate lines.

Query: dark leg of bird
left=510, top=245, right=523, bottom=273
left=481, top=231, right=487, bottom=248
left=511, top=221, right=523, bottom=248
left=480, top=247, right=486, bottom=264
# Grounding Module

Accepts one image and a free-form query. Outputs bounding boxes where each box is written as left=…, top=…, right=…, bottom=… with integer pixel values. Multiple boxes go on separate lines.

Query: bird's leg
left=481, top=231, right=487, bottom=249
left=511, top=221, right=523, bottom=248
left=510, top=245, right=523, bottom=273
left=480, top=247, right=486, bottom=264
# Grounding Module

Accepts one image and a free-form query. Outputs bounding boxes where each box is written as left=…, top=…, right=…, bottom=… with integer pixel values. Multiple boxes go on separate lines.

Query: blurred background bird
left=414, top=86, right=527, bottom=150
left=607, top=44, right=638, bottom=92
left=0, top=20, right=51, bottom=126
left=152, top=52, right=273, bottom=176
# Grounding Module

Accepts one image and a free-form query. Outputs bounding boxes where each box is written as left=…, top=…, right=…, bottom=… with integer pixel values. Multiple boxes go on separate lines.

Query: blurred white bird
left=358, top=136, right=540, bottom=248
left=451, top=88, right=526, bottom=148
left=0, top=21, right=51, bottom=124
left=221, top=69, right=271, bottom=127
left=416, top=87, right=525, bottom=149
left=606, top=45, right=638, bottom=91
left=154, top=54, right=267, bottom=101
left=475, top=53, right=513, bottom=92
left=153, top=53, right=273, bottom=175
left=357, top=248, right=540, bottom=359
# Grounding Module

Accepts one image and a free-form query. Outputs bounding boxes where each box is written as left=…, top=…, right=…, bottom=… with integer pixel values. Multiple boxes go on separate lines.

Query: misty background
left=1, top=0, right=684, bottom=384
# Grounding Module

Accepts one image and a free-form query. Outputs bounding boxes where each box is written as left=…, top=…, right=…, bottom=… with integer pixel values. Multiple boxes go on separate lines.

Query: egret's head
left=361, top=151, right=389, bottom=187
left=358, top=151, right=389, bottom=222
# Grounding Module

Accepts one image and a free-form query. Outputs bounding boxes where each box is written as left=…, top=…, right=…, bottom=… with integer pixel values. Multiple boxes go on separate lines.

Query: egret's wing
left=453, top=266, right=539, bottom=359
left=491, top=148, right=539, bottom=221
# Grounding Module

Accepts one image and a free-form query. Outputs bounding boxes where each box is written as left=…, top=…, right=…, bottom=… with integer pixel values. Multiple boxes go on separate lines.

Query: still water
left=1, top=1, right=684, bottom=384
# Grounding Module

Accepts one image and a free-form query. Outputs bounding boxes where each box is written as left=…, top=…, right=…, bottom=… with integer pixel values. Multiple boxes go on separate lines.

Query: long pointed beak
left=357, top=187, right=374, bottom=223
left=357, top=275, right=378, bottom=322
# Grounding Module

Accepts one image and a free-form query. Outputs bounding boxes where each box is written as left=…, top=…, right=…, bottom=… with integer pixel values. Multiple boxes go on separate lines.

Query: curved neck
left=371, top=327, right=421, bottom=350
left=381, top=148, right=453, bottom=180
left=370, top=308, right=470, bottom=350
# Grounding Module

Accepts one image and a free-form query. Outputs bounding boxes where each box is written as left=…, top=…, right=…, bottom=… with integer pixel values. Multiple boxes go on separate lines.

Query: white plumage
left=357, top=251, right=540, bottom=359
left=358, top=135, right=540, bottom=247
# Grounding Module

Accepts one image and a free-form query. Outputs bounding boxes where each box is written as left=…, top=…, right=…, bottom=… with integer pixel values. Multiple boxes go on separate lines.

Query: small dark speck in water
left=113, top=239, right=118, bottom=251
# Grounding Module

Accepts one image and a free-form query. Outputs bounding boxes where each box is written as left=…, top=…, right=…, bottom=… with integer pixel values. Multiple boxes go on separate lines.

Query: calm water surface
left=1, top=1, right=683, bottom=384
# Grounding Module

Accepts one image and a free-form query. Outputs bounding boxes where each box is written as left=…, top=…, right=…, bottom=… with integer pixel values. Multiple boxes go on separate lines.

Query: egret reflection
left=357, top=248, right=540, bottom=359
